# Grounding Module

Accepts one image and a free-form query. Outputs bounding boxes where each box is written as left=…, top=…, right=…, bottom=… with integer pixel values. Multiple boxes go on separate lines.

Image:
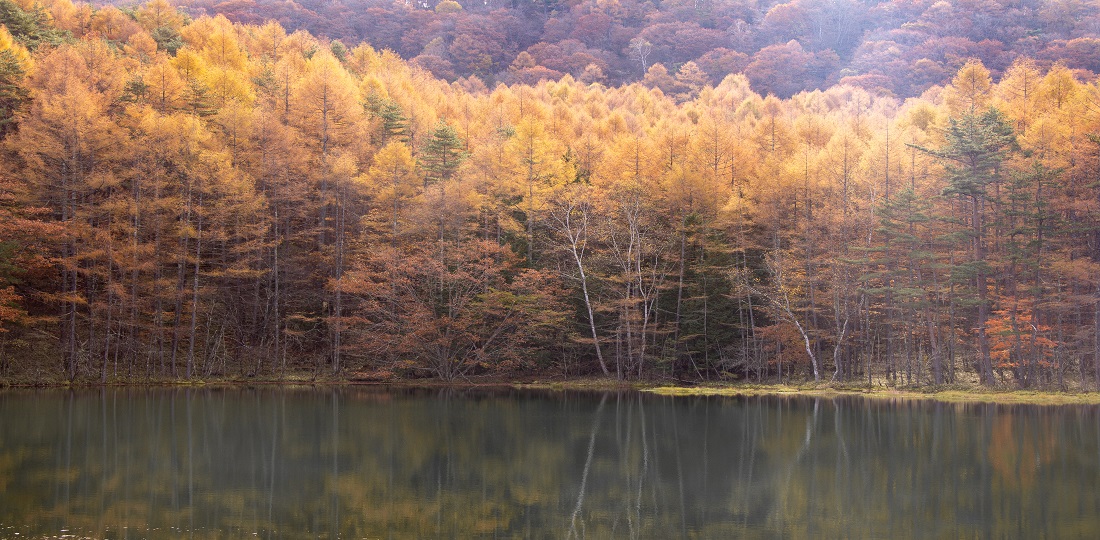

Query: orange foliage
left=987, top=298, right=1058, bottom=370
left=756, top=323, right=812, bottom=367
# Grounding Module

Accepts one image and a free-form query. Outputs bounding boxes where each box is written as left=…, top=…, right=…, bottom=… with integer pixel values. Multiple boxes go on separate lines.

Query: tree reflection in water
left=0, top=388, right=1097, bottom=538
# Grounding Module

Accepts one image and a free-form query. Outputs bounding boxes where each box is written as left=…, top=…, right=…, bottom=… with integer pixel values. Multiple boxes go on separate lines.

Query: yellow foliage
left=203, top=65, right=255, bottom=106
left=124, top=32, right=158, bottom=62
left=178, top=15, right=223, bottom=52
left=994, top=57, right=1041, bottom=130
left=288, top=51, right=362, bottom=156
left=1018, top=116, right=1067, bottom=162
left=435, top=0, right=462, bottom=13
left=250, top=20, right=287, bottom=61
left=944, top=59, right=992, bottom=115
left=1041, top=63, right=1077, bottom=110
left=48, top=0, right=93, bottom=38
left=903, top=102, right=937, bottom=132
left=282, top=29, right=321, bottom=60
left=90, top=6, right=140, bottom=43
left=345, top=43, right=381, bottom=76
left=136, top=0, right=185, bottom=33
left=0, top=25, right=31, bottom=69
left=143, top=57, right=186, bottom=112
left=202, top=27, right=248, bottom=70
left=173, top=48, right=206, bottom=80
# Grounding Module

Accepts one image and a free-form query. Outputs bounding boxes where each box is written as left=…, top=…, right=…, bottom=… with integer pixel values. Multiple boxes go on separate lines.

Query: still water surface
left=1, top=387, right=1099, bottom=538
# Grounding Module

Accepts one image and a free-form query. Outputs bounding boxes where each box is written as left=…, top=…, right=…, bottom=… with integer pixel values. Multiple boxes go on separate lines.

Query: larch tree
left=362, top=140, right=418, bottom=246
left=14, top=44, right=128, bottom=379
left=289, top=50, right=362, bottom=370
left=505, top=114, right=571, bottom=265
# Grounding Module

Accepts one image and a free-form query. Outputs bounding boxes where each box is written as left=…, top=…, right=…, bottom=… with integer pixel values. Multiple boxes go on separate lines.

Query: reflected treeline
left=0, top=389, right=1099, bottom=538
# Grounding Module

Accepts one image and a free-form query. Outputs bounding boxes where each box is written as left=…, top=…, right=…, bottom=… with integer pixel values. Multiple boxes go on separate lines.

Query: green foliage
left=865, top=186, right=938, bottom=310
left=936, top=108, right=1017, bottom=199
left=0, top=48, right=28, bottom=138
left=420, top=121, right=466, bottom=184
left=121, top=75, right=149, bottom=104
left=0, top=0, right=37, bottom=43
left=150, top=26, right=183, bottom=55
left=998, top=161, right=1062, bottom=271
left=330, top=40, right=347, bottom=62
left=0, top=240, right=20, bottom=286
left=0, top=0, right=70, bottom=49
left=365, top=96, right=409, bottom=145
left=184, top=79, right=218, bottom=117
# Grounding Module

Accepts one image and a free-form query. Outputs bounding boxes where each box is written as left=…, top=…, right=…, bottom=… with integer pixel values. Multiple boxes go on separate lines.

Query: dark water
left=1, top=388, right=1099, bottom=539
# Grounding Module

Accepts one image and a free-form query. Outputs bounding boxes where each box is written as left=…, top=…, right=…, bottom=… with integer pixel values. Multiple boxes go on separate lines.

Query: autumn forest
left=2, top=0, right=1100, bottom=389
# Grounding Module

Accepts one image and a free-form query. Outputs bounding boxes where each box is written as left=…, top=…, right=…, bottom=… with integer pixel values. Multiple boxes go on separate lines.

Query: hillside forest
left=3, top=0, right=1100, bottom=389
left=167, top=0, right=1100, bottom=100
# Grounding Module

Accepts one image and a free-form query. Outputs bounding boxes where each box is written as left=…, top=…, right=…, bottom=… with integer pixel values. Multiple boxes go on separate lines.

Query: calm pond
left=1, top=388, right=1098, bottom=538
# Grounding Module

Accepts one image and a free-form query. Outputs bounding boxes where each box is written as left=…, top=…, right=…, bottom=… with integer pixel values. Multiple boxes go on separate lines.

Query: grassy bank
left=4, top=373, right=1100, bottom=406
left=504, top=376, right=1100, bottom=406
left=640, top=383, right=1100, bottom=406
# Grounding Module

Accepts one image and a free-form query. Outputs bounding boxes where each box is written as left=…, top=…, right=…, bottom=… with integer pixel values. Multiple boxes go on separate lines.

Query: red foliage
left=411, top=54, right=457, bottom=81
left=1040, top=38, right=1100, bottom=74
left=525, top=40, right=610, bottom=78
left=746, top=40, right=837, bottom=98
left=695, top=48, right=749, bottom=85
left=135, top=0, right=1100, bottom=98
left=0, top=174, right=62, bottom=329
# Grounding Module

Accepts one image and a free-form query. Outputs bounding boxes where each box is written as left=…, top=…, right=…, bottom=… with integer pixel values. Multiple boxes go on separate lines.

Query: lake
left=0, top=387, right=1098, bottom=538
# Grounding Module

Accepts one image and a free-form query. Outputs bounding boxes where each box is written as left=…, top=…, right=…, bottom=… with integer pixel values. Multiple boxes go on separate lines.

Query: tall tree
left=917, top=108, right=1016, bottom=385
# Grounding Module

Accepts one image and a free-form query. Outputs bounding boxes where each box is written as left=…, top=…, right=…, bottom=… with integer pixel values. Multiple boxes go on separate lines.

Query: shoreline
left=516, top=379, right=1100, bottom=406
left=3, top=375, right=1100, bottom=405
left=639, top=385, right=1100, bottom=406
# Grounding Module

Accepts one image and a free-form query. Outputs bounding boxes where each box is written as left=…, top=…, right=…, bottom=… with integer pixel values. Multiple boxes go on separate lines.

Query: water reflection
left=0, top=388, right=1098, bottom=538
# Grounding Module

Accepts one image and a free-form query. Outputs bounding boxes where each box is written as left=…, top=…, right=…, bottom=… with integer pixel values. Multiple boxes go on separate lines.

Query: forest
left=2, top=0, right=1100, bottom=389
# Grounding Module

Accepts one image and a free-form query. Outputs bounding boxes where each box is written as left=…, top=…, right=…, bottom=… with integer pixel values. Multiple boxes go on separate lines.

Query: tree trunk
left=187, top=188, right=203, bottom=379
left=974, top=194, right=994, bottom=385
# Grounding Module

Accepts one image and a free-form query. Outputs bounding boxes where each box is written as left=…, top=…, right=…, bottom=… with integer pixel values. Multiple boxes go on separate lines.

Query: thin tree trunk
left=673, top=221, right=686, bottom=377
left=574, top=244, right=608, bottom=376
left=129, top=174, right=141, bottom=375
left=1094, top=294, right=1100, bottom=391
left=974, top=194, right=994, bottom=384
left=187, top=188, right=203, bottom=379
left=926, top=306, right=943, bottom=385
left=102, top=216, right=115, bottom=384
left=171, top=183, right=189, bottom=378
left=555, top=198, right=610, bottom=376
left=332, top=182, right=346, bottom=373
